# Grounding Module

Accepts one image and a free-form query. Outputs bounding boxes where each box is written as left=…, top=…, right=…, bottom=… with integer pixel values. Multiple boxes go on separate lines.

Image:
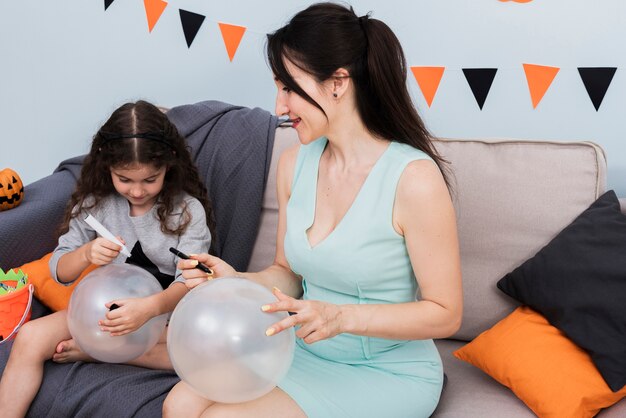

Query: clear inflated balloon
left=67, top=263, right=168, bottom=363
left=167, top=278, right=295, bottom=403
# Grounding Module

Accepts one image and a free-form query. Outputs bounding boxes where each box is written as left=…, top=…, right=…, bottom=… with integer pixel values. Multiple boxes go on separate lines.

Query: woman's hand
left=99, top=297, right=155, bottom=336
left=262, top=287, right=344, bottom=344
left=83, top=236, right=125, bottom=265
left=177, top=253, right=237, bottom=290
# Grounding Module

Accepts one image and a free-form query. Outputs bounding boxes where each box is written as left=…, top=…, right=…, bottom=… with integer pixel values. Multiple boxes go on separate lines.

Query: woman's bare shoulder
left=398, top=159, right=447, bottom=200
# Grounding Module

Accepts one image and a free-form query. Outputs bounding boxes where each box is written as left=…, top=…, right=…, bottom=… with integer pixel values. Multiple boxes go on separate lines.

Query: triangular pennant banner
left=523, top=63, right=560, bottom=109
left=578, top=67, right=617, bottom=111
left=179, top=9, right=206, bottom=48
left=104, top=0, right=115, bottom=11
left=144, top=0, right=168, bottom=33
left=218, top=23, right=246, bottom=62
left=410, top=66, right=445, bottom=107
left=462, top=68, right=498, bottom=110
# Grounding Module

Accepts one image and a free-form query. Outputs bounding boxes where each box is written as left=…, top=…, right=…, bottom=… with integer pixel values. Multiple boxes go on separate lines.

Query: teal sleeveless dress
left=277, top=138, right=444, bottom=418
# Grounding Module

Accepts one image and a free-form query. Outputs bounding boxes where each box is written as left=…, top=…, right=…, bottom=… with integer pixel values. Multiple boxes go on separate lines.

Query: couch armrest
left=0, top=170, right=77, bottom=270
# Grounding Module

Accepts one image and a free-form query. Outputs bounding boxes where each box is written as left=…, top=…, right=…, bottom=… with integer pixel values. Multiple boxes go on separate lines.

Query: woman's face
left=274, top=60, right=332, bottom=144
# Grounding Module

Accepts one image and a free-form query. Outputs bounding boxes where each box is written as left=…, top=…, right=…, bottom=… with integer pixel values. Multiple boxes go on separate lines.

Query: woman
left=163, top=3, right=462, bottom=417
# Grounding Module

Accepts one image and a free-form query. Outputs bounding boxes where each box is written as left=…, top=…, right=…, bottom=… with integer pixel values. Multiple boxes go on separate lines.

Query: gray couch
left=1, top=114, right=625, bottom=416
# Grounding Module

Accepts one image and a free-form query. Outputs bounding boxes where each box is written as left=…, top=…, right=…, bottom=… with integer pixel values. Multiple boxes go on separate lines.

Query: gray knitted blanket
left=167, top=100, right=278, bottom=271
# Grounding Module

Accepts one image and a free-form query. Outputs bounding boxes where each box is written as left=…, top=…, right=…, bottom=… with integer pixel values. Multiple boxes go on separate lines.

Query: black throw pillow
left=497, top=190, right=626, bottom=392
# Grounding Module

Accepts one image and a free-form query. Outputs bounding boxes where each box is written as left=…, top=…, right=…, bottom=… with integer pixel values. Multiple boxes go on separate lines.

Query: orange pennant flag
left=410, top=67, right=445, bottom=107
left=523, top=63, right=560, bottom=108
left=144, top=0, right=168, bottom=33
left=218, top=23, right=246, bottom=62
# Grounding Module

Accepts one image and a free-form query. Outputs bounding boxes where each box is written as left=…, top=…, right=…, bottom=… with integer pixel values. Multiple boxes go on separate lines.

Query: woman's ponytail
left=267, top=2, right=450, bottom=188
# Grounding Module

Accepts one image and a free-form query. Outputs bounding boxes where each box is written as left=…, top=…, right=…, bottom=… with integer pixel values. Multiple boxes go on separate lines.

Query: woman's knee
left=161, top=392, right=177, bottom=418
left=163, top=381, right=212, bottom=418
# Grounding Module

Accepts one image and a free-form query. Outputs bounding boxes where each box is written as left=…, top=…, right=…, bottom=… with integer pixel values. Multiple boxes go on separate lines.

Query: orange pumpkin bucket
left=0, top=269, right=34, bottom=344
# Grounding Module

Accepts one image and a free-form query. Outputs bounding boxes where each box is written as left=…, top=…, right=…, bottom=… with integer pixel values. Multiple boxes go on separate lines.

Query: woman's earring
left=333, top=92, right=338, bottom=98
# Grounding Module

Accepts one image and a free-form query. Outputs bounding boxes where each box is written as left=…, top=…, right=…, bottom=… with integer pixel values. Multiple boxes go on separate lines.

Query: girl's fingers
left=104, top=310, right=122, bottom=321
left=98, top=239, right=121, bottom=254
left=100, top=317, right=125, bottom=327
left=103, top=325, right=131, bottom=335
left=105, top=300, right=123, bottom=309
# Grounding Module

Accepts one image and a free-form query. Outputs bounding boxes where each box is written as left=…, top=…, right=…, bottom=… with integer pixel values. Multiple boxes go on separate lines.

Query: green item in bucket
left=0, top=269, right=28, bottom=295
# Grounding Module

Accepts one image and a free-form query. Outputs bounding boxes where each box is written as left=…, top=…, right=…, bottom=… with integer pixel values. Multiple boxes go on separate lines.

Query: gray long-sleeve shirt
left=50, top=193, right=211, bottom=286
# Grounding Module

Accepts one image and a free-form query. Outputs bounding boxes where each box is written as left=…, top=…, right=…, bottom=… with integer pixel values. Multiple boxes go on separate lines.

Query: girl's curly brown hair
left=59, top=100, right=215, bottom=238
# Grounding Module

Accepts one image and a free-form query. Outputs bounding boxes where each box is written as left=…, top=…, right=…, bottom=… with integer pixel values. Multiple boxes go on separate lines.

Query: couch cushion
left=248, top=127, right=299, bottom=271
left=433, top=138, right=606, bottom=340
left=497, top=190, right=626, bottom=392
left=453, top=307, right=626, bottom=417
left=433, top=339, right=534, bottom=417
left=434, top=337, right=626, bottom=417
left=7, top=253, right=98, bottom=312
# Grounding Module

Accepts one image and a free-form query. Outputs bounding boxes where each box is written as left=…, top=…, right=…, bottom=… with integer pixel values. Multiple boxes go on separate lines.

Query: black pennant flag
left=104, top=0, right=115, bottom=11
left=578, top=67, right=617, bottom=111
left=463, top=68, right=498, bottom=110
left=179, top=9, right=206, bottom=48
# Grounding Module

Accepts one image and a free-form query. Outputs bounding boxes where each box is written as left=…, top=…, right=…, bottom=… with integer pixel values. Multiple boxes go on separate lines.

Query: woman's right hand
left=177, top=253, right=237, bottom=289
left=83, top=237, right=124, bottom=265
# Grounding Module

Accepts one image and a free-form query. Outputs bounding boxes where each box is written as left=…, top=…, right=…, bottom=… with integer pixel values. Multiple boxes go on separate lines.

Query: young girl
left=0, top=100, right=213, bottom=418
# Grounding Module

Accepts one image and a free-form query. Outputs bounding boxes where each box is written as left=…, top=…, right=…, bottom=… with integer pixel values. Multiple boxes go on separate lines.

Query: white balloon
left=167, top=278, right=295, bottom=403
left=67, top=264, right=168, bottom=363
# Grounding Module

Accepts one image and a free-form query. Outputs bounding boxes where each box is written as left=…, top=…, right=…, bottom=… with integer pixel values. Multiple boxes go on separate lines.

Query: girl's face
left=274, top=60, right=332, bottom=144
left=110, top=163, right=166, bottom=215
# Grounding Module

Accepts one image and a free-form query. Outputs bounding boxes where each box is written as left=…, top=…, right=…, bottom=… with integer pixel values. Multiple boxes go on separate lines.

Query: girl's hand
left=84, top=236, right=125, bottom=265
left=99, top=297, right=154, bottom=336
left=177, top=253, right=237, bottom=290
left=262, top=287, right=344, bottom=344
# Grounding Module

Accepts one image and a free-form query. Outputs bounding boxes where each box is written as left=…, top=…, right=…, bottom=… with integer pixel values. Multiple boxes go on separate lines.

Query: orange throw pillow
left=15, top=253, right=98, bottom=311
left=454, top=306, right=626, bottom=418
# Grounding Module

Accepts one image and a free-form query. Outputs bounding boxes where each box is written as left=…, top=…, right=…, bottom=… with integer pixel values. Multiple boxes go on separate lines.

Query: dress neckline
left=305, top=138, right=394, bottom=250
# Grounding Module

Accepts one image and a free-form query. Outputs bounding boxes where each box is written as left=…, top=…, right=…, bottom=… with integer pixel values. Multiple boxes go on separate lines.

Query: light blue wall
left=1, top=1, right=624, bottom=196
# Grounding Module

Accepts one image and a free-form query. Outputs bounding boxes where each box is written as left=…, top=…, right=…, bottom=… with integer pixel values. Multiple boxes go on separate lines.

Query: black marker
left=169, top=247, right=213, bottom=275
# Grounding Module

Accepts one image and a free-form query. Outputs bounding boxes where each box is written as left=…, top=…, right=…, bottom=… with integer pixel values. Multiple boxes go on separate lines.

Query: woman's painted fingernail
left=190, top=260, right=198, bottom=266
left=265, top=327, right=275, bottom=336
left=261, top=305, right=270, bottom=312
left=206, top=273, right=213, bottom=278
left=272, top=286, right=281, bottom=293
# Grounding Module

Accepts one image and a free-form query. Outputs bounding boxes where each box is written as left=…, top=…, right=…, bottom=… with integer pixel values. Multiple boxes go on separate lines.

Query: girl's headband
left=99, top=131, right=176, bottom=152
